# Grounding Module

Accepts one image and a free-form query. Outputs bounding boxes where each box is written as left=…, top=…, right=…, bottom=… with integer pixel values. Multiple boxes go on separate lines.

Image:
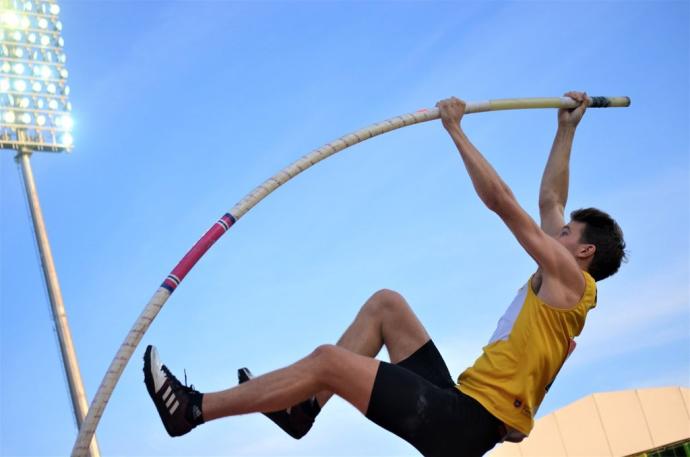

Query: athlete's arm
left=437, top=97, right=584, bottom=307
left=538, top=91, right=589, bottom=237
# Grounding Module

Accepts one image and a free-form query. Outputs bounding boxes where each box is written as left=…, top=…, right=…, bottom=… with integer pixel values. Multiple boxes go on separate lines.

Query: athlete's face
left=557, top=221, right=594, bottom=260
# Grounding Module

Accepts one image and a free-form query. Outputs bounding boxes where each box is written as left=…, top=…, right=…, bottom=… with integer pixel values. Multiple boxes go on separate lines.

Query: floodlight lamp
left=61, top=131, right=72, bottom=146
left=1, top=0, right=74, bottom=153
left=1, top=10, right=18, bottom=27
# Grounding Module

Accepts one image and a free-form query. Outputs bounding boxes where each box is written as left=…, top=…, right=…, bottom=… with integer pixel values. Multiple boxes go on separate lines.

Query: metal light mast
left=1, top=1, right=99, bottom=455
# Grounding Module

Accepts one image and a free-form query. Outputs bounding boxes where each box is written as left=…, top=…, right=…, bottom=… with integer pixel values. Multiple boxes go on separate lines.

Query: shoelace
left=162, top=365, right=199, bottom=395
left=183, top=369, right=196, bottom=392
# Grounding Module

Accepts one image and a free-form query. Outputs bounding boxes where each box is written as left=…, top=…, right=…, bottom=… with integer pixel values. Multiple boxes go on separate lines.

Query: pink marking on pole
left=161, top=213, right=236, bottom=292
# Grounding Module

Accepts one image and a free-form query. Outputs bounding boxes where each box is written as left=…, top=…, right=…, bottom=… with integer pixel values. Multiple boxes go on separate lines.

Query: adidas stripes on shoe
left=143, top=345, right=204, bottom=437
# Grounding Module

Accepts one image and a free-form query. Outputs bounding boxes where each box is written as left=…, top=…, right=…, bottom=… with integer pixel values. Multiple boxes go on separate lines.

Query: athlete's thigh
left=376, top=290, right=431, bottom=364
left=365, top=362, right=502, bottom=457
left=396, top=340, right=455, bottom=389
left=367, top=290, right=454, bottom=387
left=365, top=360, right=453, bottom=455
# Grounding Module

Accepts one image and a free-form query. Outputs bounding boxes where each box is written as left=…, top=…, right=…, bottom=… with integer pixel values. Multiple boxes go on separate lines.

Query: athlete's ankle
left=188, top=391, right=205, bottom=425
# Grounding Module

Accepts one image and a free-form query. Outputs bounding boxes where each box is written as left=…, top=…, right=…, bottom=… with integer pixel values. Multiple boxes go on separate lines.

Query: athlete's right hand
left=436, top=96, right=466, bottom=132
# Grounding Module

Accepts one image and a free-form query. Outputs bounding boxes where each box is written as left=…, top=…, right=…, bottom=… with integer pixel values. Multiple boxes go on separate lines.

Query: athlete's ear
left=577, top=244, right=596, bottom=260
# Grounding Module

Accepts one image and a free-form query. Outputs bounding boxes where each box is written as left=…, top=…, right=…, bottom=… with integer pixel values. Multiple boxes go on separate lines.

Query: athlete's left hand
left=437, top=97, right=466, bottom=131
left=559, top=91, right=589, bottom=128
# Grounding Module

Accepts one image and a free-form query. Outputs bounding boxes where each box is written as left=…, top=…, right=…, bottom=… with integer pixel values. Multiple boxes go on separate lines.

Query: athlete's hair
left=571, top=208, right=627, bottom=281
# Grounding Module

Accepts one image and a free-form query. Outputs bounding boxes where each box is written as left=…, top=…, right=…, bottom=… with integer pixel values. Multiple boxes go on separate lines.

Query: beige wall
left=491, top=386, right=690, bottom=457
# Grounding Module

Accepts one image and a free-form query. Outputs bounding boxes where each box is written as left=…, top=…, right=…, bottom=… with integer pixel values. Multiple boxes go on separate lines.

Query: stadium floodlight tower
left=1, top=1, right=99, bottom=456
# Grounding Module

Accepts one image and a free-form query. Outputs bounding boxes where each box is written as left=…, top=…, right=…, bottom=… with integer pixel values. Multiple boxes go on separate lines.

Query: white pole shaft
left=17, top=151, right=101, bottom=457
left=229, top=96, right=630, bottom=220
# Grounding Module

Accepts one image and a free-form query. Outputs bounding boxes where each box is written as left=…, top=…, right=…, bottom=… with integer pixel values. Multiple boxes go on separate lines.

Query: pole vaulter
left=72, top=95, right=630, bottom=456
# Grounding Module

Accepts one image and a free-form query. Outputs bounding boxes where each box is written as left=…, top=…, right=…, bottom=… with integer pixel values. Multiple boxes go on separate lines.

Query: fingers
left=564, top=91, right=589, bottom=107
left=577, top=91, right=588, bottom=115
left=435, top=96, right=465, bottom=109
left=435, top=97, right=466, bottom=114
left=581, top=92, right=590, bottom=108
left=562, top=91, right=589, bottom=122
left=436, top=97, right=466, bottom=129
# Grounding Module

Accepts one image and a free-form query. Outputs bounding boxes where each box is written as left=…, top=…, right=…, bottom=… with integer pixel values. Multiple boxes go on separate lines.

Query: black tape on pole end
left=590, top=96, right=611, bottom=108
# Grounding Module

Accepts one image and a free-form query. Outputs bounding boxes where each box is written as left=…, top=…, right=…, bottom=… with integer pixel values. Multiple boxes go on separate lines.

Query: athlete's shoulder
left=536, top=267, right=587, bottom=310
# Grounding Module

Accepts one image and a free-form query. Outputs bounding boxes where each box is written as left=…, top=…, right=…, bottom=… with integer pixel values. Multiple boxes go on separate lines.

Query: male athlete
left=144, top=92, right=626, bottom=456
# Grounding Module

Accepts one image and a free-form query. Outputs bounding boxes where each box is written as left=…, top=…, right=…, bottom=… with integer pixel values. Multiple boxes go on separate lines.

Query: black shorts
left=365, top=340, right=503, bottom=457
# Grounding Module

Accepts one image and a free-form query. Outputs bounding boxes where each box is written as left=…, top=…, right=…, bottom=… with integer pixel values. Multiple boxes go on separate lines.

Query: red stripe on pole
left=168, top=214, right=236, bottom=286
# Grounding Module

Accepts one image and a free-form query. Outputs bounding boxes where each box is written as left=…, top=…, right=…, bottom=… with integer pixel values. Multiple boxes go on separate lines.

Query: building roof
left=491, top=386, right=690, bottom=456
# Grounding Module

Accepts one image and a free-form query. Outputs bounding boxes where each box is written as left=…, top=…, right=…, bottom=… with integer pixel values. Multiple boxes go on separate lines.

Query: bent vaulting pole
left=71, top=95, right=630, bottom=456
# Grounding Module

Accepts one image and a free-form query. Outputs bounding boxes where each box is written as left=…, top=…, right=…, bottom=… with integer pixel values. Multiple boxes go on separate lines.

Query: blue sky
left=1, top=1, right=688, bottom=456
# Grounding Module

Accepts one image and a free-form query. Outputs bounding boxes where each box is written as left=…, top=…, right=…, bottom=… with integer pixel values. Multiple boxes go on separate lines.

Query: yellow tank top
left=457, top=271, right=597, bottom=435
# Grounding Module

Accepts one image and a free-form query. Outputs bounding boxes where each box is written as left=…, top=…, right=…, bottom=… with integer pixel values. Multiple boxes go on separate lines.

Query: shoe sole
left=143, top=345, right=157, bottom=398
left=143, top=345, right=180, bottom=437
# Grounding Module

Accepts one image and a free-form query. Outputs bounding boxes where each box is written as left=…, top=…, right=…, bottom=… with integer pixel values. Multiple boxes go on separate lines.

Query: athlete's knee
left=367, top=288, right=408, bottom=317
left=309, top=344, right=345, bottom=386
left=309, top=344, right=342, bottom=370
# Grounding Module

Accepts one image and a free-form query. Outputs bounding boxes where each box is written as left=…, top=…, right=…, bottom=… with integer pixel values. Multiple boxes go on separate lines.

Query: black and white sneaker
left=143, top=345, right=204, bottom=437
left=238, top=367, right=320, bottom=440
